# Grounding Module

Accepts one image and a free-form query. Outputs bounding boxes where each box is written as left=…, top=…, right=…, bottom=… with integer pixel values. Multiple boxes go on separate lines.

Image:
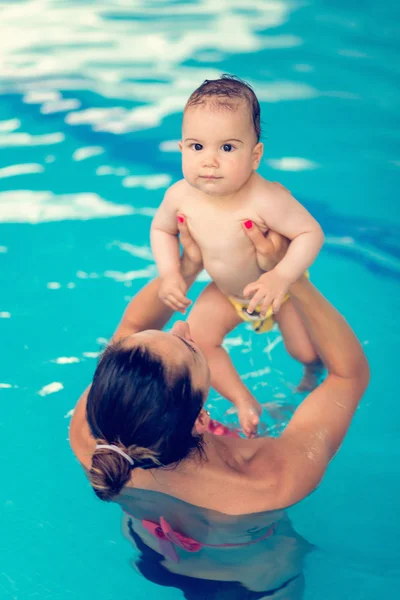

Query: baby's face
left=180, top=101, right=262, bottom=197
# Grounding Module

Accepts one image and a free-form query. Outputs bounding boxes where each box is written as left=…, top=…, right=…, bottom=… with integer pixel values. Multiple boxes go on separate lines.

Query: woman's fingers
left=242, top=220, right=290, bottom=271
left=242, top=220, right=270, bottom=254
left=177, top=215, right=191, bottom=245
left=177, top=214, right=202, bottom=266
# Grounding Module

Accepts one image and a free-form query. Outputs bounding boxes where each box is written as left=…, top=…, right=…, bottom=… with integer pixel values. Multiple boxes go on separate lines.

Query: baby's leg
left=274, top=299, right=323, bottom=392
left=188, top=283, right=261, bottom=437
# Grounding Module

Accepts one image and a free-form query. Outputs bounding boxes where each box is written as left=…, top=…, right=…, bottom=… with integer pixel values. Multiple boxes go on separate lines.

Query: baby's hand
left=243, top=270, right=291, bottom=316
left=159, top=271, right=192, bottom=314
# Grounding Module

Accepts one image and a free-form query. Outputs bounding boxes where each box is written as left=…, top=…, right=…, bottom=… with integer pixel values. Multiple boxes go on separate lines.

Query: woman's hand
left=242, top=220, right=290, bottom=272
left=177, top=215, right=203, bottom=279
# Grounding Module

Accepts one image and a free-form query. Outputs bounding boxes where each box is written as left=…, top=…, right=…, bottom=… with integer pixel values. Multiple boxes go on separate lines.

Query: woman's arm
left=113, top=217, right=203, bottom=342
left=69, top=219, right=204, bottom=459
left=275, top=276, right=370, bottom=505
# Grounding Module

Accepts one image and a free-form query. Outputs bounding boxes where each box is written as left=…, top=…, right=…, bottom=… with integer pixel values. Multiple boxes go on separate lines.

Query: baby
left=151, top=75, right=324, bottom=436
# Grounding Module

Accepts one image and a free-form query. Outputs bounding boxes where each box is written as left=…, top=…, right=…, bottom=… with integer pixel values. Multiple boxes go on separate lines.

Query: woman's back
left=118, top=487, right=312, bottom=592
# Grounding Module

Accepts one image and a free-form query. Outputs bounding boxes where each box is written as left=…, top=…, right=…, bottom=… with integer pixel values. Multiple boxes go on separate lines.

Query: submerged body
left=121, top=488, right=311, bottom=596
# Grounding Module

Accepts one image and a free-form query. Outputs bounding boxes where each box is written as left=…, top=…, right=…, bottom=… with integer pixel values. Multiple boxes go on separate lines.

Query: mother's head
left=87, top=322, right=210, bottom=501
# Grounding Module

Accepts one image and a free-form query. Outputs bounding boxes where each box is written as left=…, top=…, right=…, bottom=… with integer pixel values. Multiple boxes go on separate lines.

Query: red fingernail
left=244, top=220, right=252, bottom=229
left=177, top=216, right=184, bottom=223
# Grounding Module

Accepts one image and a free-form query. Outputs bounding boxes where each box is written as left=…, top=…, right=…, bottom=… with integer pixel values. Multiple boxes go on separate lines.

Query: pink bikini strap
left=125, top=511, right=277, bottom=563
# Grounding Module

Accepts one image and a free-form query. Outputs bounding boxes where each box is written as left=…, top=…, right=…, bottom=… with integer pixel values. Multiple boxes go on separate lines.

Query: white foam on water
left=159, top=140, right=180, bottom=153
left=0, top=1, right=315, bottom=133
left=242, top=366, right=272, bottom=380
left=82, top=351, right=101, bottom=358
left=96, top=166, right=114, bottom=175
left=0, top=246, right=8, bottom=253
left=110, top=241, right=153, bottom=261
left=0, top=163, right=44, bottom=179
left=64, top=409, right=75, bottom=419
left=0, top=383, right=13, bottom=389
left=104, top=266, right=157, bottom=282
left=41, top=99, right=81, bottom=114
left=23, top=91, right=61, bottom=104
left=47, top=282, right=61, bottom=289
left=52, top=357, right=80, bottom=364
left=267, top=157, right=320, bottom=171
left=0, top=190, right=134, bottom=223
left=96, top=165, right=129, bottom=176
left=0, top=312, right=11, bottom=318
left=122, top=174, right=172, bottom=189
left=73, top=146, right=105, bottom=161
left=0, top=132, right=65, bottom=147
left=76, top=271, right=99, bottom=279
left=0, top=118, right=21, bottom=132
left=325, top=236, right=400, bottom=272
left=38, top=382, right=64, bottom=396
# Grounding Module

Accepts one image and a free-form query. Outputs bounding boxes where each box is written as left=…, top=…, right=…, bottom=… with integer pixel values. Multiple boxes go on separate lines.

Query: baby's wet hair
left=185, top=74, right=261, bottom=142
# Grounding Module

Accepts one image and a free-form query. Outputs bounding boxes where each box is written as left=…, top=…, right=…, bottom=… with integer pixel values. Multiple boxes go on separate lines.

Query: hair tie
left=95, top=444, right=134, bottom=466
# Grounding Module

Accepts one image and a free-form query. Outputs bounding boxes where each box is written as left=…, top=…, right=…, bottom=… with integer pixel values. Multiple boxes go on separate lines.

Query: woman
left=70, top=220, right=369, bottom=599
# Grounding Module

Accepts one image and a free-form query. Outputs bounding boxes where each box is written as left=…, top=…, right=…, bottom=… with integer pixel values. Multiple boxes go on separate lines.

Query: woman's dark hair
left=87, top=341, right=206, bottom=501
left=185, top=74, right=261, bottom=142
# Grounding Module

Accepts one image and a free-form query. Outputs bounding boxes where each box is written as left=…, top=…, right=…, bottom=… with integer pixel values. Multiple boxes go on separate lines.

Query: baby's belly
left=203, top=251, right=264, bottom=298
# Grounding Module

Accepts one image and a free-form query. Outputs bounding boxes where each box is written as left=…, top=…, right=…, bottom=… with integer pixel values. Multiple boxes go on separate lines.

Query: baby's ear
left=253, top=142, right=264, bottom=169
left=178, top=141, right=183, bottom=152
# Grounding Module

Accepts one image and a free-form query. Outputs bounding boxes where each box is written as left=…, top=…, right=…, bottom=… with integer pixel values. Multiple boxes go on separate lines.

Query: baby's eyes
left=189, top=143, right=236, bottom=152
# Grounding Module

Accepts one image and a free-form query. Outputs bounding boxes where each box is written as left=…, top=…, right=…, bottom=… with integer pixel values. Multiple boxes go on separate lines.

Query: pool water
left=0, top=0, right=399, bottom=598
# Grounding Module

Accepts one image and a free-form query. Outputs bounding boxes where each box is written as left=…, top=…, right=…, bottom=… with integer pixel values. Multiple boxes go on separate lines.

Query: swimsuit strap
left=124, top=510, right=277, bottom=563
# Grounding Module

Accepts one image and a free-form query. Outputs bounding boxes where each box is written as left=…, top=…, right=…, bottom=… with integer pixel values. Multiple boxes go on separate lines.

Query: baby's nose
left=202, top=152, right=219, bottom=168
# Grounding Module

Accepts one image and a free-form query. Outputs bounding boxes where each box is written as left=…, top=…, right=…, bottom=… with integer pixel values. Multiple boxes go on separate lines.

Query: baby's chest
left=182, top=202, right=267, bottom=251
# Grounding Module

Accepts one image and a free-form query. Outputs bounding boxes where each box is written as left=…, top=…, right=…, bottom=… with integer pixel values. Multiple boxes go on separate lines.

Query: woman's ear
left=193, top=409, right=210, bottom=435
left=252, top=142, right=264, bottom=170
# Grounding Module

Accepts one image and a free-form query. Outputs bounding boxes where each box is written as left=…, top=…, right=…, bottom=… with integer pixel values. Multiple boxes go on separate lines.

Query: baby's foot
left=236, top=398, right=262, bottom=438
left=297, top=361, right=325, bottom=393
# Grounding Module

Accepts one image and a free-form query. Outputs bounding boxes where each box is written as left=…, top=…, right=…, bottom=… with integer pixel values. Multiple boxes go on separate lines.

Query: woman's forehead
left=124, top=329, right=188, bottom=357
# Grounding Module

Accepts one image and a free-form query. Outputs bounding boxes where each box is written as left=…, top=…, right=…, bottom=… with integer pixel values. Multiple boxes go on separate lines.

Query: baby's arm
left=262, top=183, right=324, bottom=279
left=151, top=186, right=181, bottom=275
left=151, top=185, right=192, bottom=313
left=245, top=184, right=324, bottom=314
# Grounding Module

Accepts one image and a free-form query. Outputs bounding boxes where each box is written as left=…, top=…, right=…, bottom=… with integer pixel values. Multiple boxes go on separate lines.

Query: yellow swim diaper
left=227, top=294, right=289, bottom=333
left=228, top=272, right=309, bottom=334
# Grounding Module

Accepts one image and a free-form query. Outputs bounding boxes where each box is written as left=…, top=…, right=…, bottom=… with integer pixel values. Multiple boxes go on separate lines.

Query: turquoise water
left=0, top=0, right=399, bottom=598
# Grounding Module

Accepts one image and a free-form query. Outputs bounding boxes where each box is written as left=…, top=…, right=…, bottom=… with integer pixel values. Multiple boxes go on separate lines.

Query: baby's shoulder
left=164, top=178, right=192, bottom=204
left=254, top=175, right=292, bottom=198
left=167, top=178, right=190, bottom=195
